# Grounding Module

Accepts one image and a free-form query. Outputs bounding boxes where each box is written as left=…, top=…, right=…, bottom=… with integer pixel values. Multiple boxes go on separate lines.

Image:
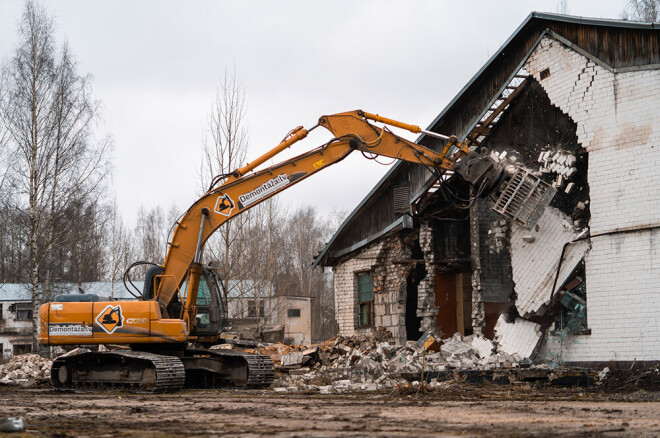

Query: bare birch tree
left=0, top=1, right=111, bottom=347
left=622, top=0, right=659, bottom=21
left=108, top=200, right=134, bottom=297
left=198, top=69, right=250, bottom=299
left=133, top=205, right=168, bottom=277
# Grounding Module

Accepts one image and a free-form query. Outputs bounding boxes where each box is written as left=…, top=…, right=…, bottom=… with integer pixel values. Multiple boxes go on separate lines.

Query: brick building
left=313, top=13, right=659, bottom=367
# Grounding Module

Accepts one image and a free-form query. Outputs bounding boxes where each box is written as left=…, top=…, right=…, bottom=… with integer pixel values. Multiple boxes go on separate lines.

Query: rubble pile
left=272, top=332, right=528, bottom=393
left=598, top=365, right=660, bottom=393
left=0, top=354, right=52, bottom=384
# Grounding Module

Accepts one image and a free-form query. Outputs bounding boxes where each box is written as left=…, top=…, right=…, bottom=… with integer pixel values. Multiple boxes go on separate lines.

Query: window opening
left=15, top=303, right=32, bottom=321
left=248, top=299, right=264, bottom=318
left=288, top=308, right=301, bottom=318
left=553, top=261, right=589, bottom=335
left=357, top=272, right=374, bottom=327
left=13, top=344, right=32, bottom=355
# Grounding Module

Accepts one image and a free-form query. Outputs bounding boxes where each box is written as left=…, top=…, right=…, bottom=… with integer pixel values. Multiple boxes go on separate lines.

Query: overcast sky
left=0, top=0, right=626, bottom=224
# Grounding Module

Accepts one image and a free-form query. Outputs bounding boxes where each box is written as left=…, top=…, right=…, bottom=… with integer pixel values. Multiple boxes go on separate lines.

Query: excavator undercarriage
left=51, top=348, right=274, bottom=393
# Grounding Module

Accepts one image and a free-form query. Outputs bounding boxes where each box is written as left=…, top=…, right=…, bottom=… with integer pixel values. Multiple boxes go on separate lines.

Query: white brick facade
left=526, top=35, right=660, bottom=363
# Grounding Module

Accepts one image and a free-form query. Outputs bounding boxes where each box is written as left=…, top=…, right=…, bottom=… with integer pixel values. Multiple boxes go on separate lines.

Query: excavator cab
left=181, top=267, right=226, bottom=337
left=142, top=265, right=226, bottom=337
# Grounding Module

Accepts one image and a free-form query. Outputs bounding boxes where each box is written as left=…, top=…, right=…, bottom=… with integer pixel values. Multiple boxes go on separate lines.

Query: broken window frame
left=356, top=271, right=374, bottom=328
left=551, top=260, right=591, bottom=336
left=15, top=303, right=32, bottom=321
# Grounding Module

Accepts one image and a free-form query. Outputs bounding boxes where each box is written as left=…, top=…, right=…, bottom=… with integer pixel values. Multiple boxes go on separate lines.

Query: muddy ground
left=1, top=384, right=660, bottom=437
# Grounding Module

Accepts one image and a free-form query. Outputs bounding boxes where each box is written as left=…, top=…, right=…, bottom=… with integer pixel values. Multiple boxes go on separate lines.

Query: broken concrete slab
left=494, top=315, right=542, bottom=360
left=440, top=335, right=475, bottom=357
left=280, top=351, right=304, bottom=367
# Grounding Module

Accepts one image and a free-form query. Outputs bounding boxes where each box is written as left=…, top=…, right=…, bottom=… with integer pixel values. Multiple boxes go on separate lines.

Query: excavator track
left=183, top=349, right=275, bottom=389
left=51, top=350, right=185, bottom=393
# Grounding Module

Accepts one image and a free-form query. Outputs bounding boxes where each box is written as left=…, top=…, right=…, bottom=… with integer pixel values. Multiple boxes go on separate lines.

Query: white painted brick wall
left=524, top=35, right=660, bottom=362
left=510, top=207, right=589, bottom=318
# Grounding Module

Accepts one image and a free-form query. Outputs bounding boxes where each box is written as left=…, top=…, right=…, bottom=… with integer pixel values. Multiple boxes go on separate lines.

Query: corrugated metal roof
left=0, top=284, right=31, bottom=301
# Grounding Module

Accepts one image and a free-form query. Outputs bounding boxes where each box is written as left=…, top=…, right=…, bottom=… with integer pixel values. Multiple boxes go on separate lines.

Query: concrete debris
left=272, top=332, right=530, bottom=393
left=60, top=347, right=91, bottom=358
left=280, top=352, right=304, bottom=367
left=538, top=150, right=577, bottom=185
left=0, top=417, right=24, bottom=433
left=471, top=335, right=495, bottom=359
left=0, top=354, right=52, bottom=385
left=494, top=315, right=542, bottom=360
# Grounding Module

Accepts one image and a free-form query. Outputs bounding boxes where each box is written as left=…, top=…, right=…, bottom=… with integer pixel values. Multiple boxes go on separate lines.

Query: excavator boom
left=155, top=110, right=469, bottom=314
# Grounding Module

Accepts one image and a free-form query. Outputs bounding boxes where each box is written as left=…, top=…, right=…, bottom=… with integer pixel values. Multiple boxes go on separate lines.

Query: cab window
left=197, top=276, right=212, bottom=306
left=179, top=274, right=213, bottom=306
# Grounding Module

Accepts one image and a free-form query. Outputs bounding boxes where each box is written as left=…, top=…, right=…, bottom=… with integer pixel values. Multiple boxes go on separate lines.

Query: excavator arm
left=153, top=110, right=471, bottom=323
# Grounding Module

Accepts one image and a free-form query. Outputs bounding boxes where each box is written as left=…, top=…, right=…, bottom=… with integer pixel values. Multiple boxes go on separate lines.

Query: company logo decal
left=48, top=323, right=92, bottom=336
left=51, top=303, right=63, bottom=311
left=238, top=174, right=289, bottom=209
left=126, top=317, right=148, bottom=325
left=214, top=193, right=235, bottom=216
left=95, top=304, right=125, bottom=334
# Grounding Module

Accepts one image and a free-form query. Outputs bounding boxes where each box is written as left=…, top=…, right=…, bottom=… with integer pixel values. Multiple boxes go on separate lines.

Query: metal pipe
left=194, top=208, right=209, bottom=264
left=421, top=129, right=450, bottom=141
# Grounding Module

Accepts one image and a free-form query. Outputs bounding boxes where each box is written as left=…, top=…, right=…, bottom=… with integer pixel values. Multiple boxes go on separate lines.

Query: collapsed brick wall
left=417, top=223, right=436, bottom=333
left=470, top=199, right=515, bottom=337
left=332, top=232, right=415, bottom=344
left=522, top=35, right=660, bottom=363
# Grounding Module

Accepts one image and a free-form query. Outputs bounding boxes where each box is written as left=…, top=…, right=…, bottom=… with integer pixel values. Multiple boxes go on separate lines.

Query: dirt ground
left=1, top=384, right=660, bottom=437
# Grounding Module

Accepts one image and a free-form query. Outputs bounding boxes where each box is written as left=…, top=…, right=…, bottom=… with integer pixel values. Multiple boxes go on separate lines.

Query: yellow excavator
left=38, top=110, right=554, bottom=392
